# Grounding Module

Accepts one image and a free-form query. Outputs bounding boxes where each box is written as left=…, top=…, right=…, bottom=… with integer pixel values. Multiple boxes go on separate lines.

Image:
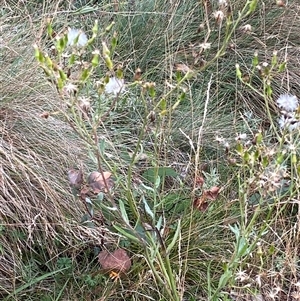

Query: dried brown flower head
left=98, top=248, right=131, bottom=276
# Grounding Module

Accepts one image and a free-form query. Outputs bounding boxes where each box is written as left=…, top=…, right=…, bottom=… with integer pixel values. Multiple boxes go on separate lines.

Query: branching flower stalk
left=210, top=125, right=298, bottom=298
left=35, top=20, right=184, bottom=300
left=195, top=0, right=259, bottom=74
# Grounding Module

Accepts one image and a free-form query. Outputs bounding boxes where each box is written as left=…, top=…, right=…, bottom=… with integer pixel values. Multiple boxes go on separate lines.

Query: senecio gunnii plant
left=34, top=19, right=188, bottom=301
left=33, top=1, right=281, bottom=299
left=212, top=49, right=300, bottom=299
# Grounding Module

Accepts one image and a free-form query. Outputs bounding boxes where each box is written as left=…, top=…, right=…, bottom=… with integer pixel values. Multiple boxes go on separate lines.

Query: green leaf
left=58, top=69, right=67, bottom=81
left=248, top=192, right=261, bottom=205
left=57, top=77, right=64, bottom=90
left=265, top=84, right=272, bottom=97
left=119, top=200, right=129, bottom=224
left=278, top=62, right=286, bottom=72
left=276, top=152, right=284, bottom=165
left=142, top=167, right=178, bottom=184
left=237, top=237, right=249, bottom=257
left=166, top=219, right=181, bottom=253
left=45, top=55, right=53, bottom=68
left=111, top=36, right=118, bottom=51
left=85, top=197, right=94, bottom=217
left=73, top=5, right=97, bottom=15
left=135, top=223, right=147, bottom=240
left=149, top=85, right=156, bottom=98
left=81, top=213, right=94, bottom=228
left=142, top=196, right=154, bottom=219
left=172, top=93, right=184, bottom=110
left=97, top=192, right=104, bottom=202
left=268, top=244, right=275, bottom=255
left=248, top=0, right=258, bottom=14
left=156, top=215, right=163, bottom=231
left=291, top=153, right=297, bottom=164
left=236, top=143, right=243, bottom=155
left=104, top=56, right=113, bottom=70
left=98, top=139, right=106, bottom=155
left=255, top=132, right=263, bottom=144
left=218, top=266, right=232, bottom=289
left=113, top=224, right=140, bottom=243
left=154, top=175, right=161, bottom=189
left=140, top=183, right=155, bottom=192
left=229, top=224, right=240, bottom=239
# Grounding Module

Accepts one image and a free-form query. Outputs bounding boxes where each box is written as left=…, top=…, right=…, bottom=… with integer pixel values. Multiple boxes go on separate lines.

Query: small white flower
left=278, top=112, right=300, bottom=131
left=213, top=10, right=225, bottom=23
left=259, top=164, right=288, bottom=191
left=235, top=133, right=247, bottom=140
left=255, top=274, right=262, bottom=287
left=215, top=135, right=225, bottom=143
left=78, top=96, right=91, bottom=112
left=276, top=94, right=299, bottom=112
left=218, top=0, right=228, bottom=6
left=63, top=82, right=78, bottom=94
left=235, top=270, right=249, bottom=282
left=67, top=28, right=88, bottom=47
left=105, top=77, right=125, bottom=95
left=293, top=280, right=300, bottom=287
left=199, top=42, right=211, bottom=50
left=241, top=24, right=252, bottom=33
left=215, top=135, right=230, bottom=149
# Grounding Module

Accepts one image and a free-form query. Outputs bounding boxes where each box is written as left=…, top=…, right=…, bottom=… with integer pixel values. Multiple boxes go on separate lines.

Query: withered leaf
left=193, top=186, right=220, bottom=212
left=195, top=175, right=205, bottom=188
left=98, top=248, right=131, bottom=274
left=205, top=186, right=220, bottom=200
left=88, top=171, right=114, bottom=193
left=68, top=168, right=83, bottom=189
left=80, top=185, right=91, bottom=199
left=193, top=196, right=209, bottom=212
left=174, top=63, right=192, bottom=74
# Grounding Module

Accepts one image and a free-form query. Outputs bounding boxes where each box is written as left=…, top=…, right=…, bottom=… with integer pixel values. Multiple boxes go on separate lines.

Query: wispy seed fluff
left=105, top=77, right=125, bottom=95
left=276, top=94, right=300, bottom=131
left=67, top=28, right=88, bottom=47
left=276, top=94, right=298, bottom=112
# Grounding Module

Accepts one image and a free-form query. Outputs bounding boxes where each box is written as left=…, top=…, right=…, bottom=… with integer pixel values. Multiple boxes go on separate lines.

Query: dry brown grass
left=0, top=4, right=115, bottom=297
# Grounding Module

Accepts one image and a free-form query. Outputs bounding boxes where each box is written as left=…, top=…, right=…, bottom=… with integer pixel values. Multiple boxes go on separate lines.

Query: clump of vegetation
left=1, top=0, right=300, bottom=300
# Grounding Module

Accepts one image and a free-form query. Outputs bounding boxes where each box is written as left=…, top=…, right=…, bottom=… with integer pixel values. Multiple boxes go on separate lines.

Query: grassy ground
left=1, top=0, right=300, bottom=300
